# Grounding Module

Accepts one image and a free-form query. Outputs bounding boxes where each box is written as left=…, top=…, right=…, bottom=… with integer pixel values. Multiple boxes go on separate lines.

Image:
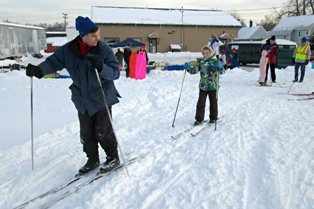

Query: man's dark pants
left=78, top=108, right=118, bottom=161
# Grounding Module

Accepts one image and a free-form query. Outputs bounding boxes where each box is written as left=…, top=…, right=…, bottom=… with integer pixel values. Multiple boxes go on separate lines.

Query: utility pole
left=62, top=13, right=68, bottom=31
left=180, top=6, right=184, bottom=49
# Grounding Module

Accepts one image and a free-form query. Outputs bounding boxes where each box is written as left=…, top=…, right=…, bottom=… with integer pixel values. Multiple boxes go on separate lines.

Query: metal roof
left=91, top=6, right=241, bottom=27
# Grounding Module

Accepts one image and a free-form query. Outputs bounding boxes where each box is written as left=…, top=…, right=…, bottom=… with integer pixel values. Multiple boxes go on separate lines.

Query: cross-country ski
left=35, top=155, right=146, bottom=209
left=190, top=122, right=211, bottom=136
left=290, top=93, right=314, bottom=96
left=288, top=97, right=314, bottom=101
left=171, top=120, right=209, bottom=139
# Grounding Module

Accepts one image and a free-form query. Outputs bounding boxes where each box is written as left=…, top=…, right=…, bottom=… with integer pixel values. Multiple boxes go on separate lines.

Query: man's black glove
left=305, top=59, right=309, bottom=65
left=292, top=58, right=295, bottom=65
left=87, top=57, right=103, bottom=73
left=26, top=64, right=43, bottom=79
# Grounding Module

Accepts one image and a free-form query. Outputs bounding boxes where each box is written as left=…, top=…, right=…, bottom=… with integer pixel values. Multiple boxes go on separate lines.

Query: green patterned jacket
left=185, top=57, right=223, bottom=91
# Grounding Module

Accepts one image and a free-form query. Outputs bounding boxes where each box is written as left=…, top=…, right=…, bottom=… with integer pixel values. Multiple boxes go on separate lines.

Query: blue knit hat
left=301, top=37, right=307, bottom=43
left=75, top=16, right=97, bottom=37
left=265, top=45, right=272, bottom=51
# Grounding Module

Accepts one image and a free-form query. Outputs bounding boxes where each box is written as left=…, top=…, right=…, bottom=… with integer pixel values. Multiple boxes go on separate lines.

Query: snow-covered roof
left=229, top=38, right=296, bottom=46
left=46, top=37, right=68, bottom=46
left=238, top=26, right=269, bottom=40
left=0, top=22, right=44, bottom=30
left=272, top=15, right=314, bottom=32
left=91, top=7, right=241, bottom=27
left=46, top=31, right=67, bottom=35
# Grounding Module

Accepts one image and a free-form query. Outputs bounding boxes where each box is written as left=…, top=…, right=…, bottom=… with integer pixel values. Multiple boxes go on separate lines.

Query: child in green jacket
left=184, top=45, right=223, bottom=125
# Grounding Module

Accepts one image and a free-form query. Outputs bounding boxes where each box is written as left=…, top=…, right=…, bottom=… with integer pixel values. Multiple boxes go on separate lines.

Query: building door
left=149, top=38, right=157, bottom=53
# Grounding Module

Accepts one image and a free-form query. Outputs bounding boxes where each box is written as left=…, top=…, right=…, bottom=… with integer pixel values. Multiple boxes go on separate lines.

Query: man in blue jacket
left=26, top=16, right=121, bottom=175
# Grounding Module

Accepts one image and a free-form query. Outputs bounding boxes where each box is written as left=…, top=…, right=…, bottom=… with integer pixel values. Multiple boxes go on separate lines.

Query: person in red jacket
left=265, top=36, right=278, bottom=83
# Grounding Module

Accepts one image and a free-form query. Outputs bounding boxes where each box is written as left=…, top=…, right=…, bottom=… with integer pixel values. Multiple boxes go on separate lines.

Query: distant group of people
left=115, top=44, right=148, bottom=78
left=197, top=33, right=313, bottom=126
left=208, top=33, right=312, bottom=87
left=258, top=35, right=311, bottom=86
left=258, top=36, right=278, bottom=86
left=207, top=33, right=239, bottom=70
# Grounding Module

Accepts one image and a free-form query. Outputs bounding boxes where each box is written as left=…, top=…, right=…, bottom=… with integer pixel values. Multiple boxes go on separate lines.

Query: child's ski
left=191, top=122, right=211, bottom=136
left=171, top=120, right=209, bottom=139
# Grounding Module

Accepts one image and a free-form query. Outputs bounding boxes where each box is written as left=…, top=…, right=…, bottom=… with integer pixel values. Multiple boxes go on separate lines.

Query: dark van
left=226, top=39, right=296, bottom=68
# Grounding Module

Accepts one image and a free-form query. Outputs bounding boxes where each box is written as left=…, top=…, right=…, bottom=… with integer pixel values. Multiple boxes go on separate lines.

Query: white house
left=0, top=22, right=46, bottom=59
left=237, top=26, right=269, bottom=40
left=270, top=15, right=314, bottom=43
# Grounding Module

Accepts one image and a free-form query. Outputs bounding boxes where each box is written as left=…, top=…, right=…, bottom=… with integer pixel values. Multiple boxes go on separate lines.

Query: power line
left=225, top=5, right=290, bottom=12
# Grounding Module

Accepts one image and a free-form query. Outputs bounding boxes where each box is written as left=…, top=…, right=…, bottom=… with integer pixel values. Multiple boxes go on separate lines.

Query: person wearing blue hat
left=292, top=37, right=311, bottom=82
left=25, top=16, right=122, bottom=175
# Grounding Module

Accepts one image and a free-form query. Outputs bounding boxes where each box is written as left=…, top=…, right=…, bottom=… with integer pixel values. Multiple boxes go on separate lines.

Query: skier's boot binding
left=194, top=120, right=202, bottom=126
left=78, top=158, right=100, bottom=175
left=99, top=157, right=120, bottom=173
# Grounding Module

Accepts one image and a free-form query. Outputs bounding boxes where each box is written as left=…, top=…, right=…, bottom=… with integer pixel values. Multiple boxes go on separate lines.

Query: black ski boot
left=194, top=120, right=202, bottom=126
left=99, top=157, right=120, bottom=173
left=77, top=158, right=100, bottom=176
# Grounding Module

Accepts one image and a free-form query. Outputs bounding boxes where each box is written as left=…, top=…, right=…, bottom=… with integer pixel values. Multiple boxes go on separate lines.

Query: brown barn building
left=91, top=6, right=242, bottom=53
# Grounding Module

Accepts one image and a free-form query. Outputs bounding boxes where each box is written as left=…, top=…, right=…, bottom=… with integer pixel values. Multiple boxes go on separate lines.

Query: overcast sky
left=0, top=0, right=288, bottom=26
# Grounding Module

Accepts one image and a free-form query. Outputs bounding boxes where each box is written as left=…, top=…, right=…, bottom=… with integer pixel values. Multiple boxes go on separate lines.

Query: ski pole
left=287, top=82, right=295, bottom=94
left=172, top=69, right=187, bottom=127
left=30, top=77, right=34, bottom=171
left=215, top=71, right=219, bottom=131
left=287, top=71, right=300, bottom=94
left=94, top=69, right=129, bottom=177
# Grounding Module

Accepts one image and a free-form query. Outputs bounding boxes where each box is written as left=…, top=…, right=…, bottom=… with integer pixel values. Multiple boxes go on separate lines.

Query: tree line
left=259, top=0, right=314, bottom=30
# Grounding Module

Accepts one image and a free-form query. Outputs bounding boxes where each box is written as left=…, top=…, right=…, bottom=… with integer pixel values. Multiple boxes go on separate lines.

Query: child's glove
left=184, top=62, right=191, bottom=70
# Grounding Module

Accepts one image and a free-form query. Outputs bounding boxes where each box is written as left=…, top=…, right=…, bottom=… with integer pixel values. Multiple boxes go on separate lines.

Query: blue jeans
left=294, top=62, right=306, bottom=81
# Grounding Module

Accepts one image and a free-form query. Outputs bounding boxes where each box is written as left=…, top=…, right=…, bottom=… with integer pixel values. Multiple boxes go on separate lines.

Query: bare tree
left=229, top=12, right=247, bottom=27
left=277, top=0, right=314, bottom=18
left=310, top=0, right=314, bottom=13
left=229, top=12, right=240, bottom=20
left=257, top=14, right=278, bottom=31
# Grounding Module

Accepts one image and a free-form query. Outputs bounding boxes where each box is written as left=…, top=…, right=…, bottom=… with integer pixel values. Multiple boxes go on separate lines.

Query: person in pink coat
left=258, top=45, right=272, bottom=86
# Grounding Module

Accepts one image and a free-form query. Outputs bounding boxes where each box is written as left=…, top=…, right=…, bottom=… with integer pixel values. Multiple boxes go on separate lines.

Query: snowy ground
left=0, top=53, right=313, bottom=209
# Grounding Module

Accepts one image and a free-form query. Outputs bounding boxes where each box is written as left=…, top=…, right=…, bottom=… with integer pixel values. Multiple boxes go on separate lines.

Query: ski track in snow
left=0, top=66, right=314, bottom=209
